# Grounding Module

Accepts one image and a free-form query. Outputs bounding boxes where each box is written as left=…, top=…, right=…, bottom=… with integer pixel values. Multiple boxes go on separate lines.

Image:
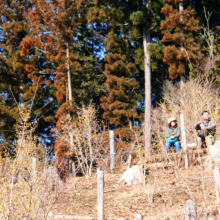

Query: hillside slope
left=50, top=150, right=219, bottom=219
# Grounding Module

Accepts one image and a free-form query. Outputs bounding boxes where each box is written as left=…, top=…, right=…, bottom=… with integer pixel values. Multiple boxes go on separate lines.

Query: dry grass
left=49, top=152, right=218, bottom=220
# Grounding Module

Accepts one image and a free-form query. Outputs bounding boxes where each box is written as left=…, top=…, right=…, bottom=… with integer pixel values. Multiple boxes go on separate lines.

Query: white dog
left=115, top=165, right=143, bottom=186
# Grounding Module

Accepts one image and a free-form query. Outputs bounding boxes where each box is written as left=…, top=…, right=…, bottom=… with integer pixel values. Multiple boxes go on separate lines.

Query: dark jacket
left=195, top=119, right=216, bottom=137
left=166, top=126, right=181, bottom=139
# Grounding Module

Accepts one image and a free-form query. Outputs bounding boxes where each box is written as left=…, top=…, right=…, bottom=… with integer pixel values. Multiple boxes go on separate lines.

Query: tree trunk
left=162, top=64, right=165, bottom=87
left=179, top=0, right=184, bottom=35
left=18, top=84, right=24, bottom=109
left=17, top=83, right=24, bottom=148
left=143, top=29, right=152, bottom=158
left=17, top=83, right=25, bottom=183
left=66, top=43, right=73, bottom=104
left=66, top=42, right=75, bottom=173
left=179, top=0, right=186, bottom=89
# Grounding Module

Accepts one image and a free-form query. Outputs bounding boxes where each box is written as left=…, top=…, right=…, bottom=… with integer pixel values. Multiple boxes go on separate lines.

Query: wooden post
left=97, top=169, right=104, bottom=220
left=69, top=158, right=76, bottom=177
left=134, top=214, right=142, bottom=220
left=32, top=157, right=37, bottom=181
left=69, top=158, right=72, bottom=174
left=213, top=168, right=220, bottom=215
left=127, top=154, right=132, bottom=169
left=180, top=114, right=188, bottom=168
left=72, top=161, right=76, bottom=177
left=185, top=200, right=197, bottom=220
left=110, top=130, right=115, bottom=172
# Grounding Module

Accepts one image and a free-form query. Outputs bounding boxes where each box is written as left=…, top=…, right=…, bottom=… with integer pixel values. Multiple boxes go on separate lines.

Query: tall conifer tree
left=101, top=32, right=140, bottom=139
left=160, top=0, right=200, bottom=80
left=89, top=0, right=143, bottom=144
left=130, top=0, right=162, bottom=155
left=21, top=0, right=85, bottom=159
left=0, top=0, right=35, bottom=144
left=22, top=0, right=106, bottom=160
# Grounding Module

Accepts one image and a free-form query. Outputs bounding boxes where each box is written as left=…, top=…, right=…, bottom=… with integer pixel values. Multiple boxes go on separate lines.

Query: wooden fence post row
left=97, top=168, right=104, bottom=220
left=180, top=114, right=188, bottom=169
left=110, top=130, right=115, bottom=173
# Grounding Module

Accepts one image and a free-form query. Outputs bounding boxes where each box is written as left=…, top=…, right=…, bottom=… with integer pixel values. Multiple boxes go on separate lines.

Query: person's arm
left=206, top=120, right=216, bottom=131
left=195, top=122, right=201, bottom=130
left=174, top=127, right=181, bottom=138
left=165, top=128, right=170, bottom=138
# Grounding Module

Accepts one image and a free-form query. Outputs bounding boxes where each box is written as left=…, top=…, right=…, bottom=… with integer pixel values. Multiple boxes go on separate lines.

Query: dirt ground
left=50, top=150, right=219, bottom=220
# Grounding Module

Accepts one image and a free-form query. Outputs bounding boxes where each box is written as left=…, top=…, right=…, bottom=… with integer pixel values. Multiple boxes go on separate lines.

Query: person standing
left=165, top=118, right=181, bottom=153
left=195, top=111, right=216, bottom=148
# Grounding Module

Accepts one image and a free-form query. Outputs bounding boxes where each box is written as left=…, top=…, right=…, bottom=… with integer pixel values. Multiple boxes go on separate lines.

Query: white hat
left=168, top=117, right=177, bottom=124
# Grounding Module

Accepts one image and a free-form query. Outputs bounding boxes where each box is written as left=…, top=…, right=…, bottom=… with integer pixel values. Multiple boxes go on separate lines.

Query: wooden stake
left=134, top=214, right=142, bottom=220
left=97, top=169, right=104, bottom=220
left=185, top=200, right=197, bottom=220
left=69, top=158, right=76, bottom=177
left=110, top=130, right=115, bottom=172
left=127, top=154, right=132, bottom=169
left=180, top=114, right=188, bottom=168
left=213, top=168, right=220, bottom=215
left=72, top=161, right=76, bottom=177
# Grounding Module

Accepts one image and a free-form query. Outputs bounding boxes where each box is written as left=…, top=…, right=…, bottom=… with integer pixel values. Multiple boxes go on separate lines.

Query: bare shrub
left=53, top=104, right=109, bottom=177
left=0, top=111, right=65, bottom=219
left=186, top=8, right=220, bottom=82
left=151, top=78, right=220, bottom=153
